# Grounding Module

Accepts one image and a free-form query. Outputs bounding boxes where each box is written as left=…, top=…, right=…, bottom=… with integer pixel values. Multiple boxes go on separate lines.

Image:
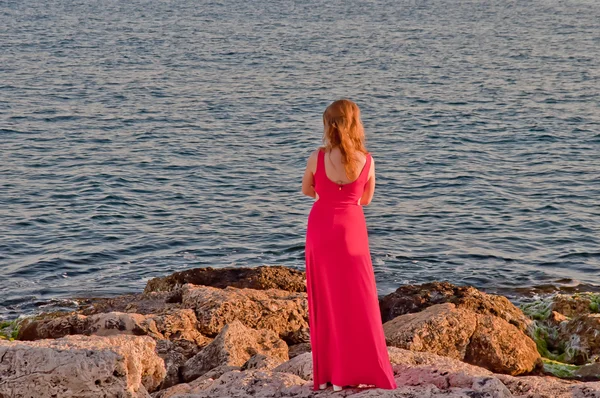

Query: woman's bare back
left=322, top=146, right=367, bottom=185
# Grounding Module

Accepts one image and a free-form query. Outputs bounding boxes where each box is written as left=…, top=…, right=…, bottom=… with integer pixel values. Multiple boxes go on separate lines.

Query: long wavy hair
left=320, top=99, right=368, bottom=180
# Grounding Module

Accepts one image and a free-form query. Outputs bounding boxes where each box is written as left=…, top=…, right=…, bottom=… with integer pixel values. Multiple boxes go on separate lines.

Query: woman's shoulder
left=306, top=147, right=322, bottom=172
left=310, top=147, right=325, bottom=158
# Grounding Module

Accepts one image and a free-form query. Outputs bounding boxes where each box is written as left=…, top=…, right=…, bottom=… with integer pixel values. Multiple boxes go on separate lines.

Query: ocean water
left=1, top=0, right=599, bottom=320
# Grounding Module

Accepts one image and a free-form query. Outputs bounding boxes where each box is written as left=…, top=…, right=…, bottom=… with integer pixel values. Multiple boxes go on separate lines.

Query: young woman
left=301, top=99, right=397, bottom=392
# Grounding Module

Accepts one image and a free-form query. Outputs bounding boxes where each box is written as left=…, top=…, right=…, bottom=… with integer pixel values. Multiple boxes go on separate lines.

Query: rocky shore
left=1, top=265, right=599, bottom=397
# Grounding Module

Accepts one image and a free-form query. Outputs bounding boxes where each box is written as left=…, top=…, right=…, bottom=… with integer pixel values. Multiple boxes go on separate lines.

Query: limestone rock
left=0, top=335, right=166, bottom=398
left=495, top=373, right=600, bottom=398
left=379, top=281, right=533, bottom=334
left=181, top=284, right=308, bottom=342
left=144, top=265, right=306, bottom=293
left=383, top=303, right=478, bottom=359
left=286, top=326, right=310, bottom=344
left=78, top=291, right=181, bottom=315
left=181, top=320, right=288, bottom=382
left=166, top=369, right=307, bottom=398
left=152, top=365, right=241, bottom=398
left=155, top=339, right=208, bottom=390
left=386, top=346, right=493, bottom=377
left=574, top=362, right=600, bottom=381
left=465, top=314, right=543, bottom=375
left=273, top=352, right=313, bottom=381
left=552, top=294, right=594, bottom=318
left=384, top=303, right=542, bottom=376
left=18, top=309, right=210, bottom=348
left=18, top=312, right=91, bottom=340
left=242, top=353, right=285, bottom=371
left=289, top=342, right=312, bottom=359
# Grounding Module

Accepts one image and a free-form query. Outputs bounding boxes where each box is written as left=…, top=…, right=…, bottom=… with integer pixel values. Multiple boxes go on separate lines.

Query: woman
left=301, top=99, right=397, bottom=392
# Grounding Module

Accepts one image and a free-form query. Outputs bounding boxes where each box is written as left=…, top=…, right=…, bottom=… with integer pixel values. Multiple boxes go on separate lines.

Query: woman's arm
left=359, top=157, right=376, bottom=205
left=301, top=150, right=319, bottom=199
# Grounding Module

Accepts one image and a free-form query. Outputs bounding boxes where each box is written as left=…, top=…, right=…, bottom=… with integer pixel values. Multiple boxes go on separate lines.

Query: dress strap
left=316, top=148, right=325, bottom=177
left=363, top=153, right=372, bottom=180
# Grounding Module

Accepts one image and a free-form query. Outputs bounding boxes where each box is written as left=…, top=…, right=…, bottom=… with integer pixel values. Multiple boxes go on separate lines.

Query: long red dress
left=305, top=148, right=397, bottom=391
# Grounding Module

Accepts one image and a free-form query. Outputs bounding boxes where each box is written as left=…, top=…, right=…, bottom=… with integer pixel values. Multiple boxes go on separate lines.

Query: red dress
left=305, top=148, right=397, bottom=390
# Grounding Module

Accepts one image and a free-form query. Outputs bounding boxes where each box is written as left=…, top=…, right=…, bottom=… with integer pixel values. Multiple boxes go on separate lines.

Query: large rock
left=379, top=281, right=533, bottom=335
left=181, top=284, right=308, bottom=343
left=78, top=291, right=181, bottom=316
left=552, top=293, right=596, bottom=318
left=242, top=353, right=286, bottom=371
left=181, top=320, right=288, bottom=382
left=15, top=309, right=210, bottom=390
left=575, top=363, right=600, bottom=381
left=288, top=342, right=312, bottom=359
left=0, top=335, right=165, bottom=398
left=144, top=265, right=306, bottom=293
left=386, top=346, right=493, bottom=376
left=18, top=309, right=210, bottom=347
left=158, top=369, right=308, bottom=398
left=495, top=373, right=600, bottom=398
left=272, top=352, right=314, bottom=381
left=464, top=314, right=543, bottom=375
left=155, top=339, right=207, bottom=390
left=383, top=303, right=478, bottom=359
left=151, top=365, right=241, bottom=398
left=384, top=303, right=542, bottom=376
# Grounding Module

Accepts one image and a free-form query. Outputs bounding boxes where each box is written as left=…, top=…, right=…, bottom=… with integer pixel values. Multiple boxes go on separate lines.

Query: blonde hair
left=321, top=99, right=368, bottom=180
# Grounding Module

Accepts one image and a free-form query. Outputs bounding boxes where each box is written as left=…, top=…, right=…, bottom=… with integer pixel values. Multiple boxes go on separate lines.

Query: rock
left=166, top=363, right=512, bottom=397
left=18, top=309, right=210, bottom=347
left=168, top=369, right=308, bottom=398
left=495, top=373, right=600, bottom=398
left=155, top=339, right=208, bottom=390
left=465, top=314, right=543, bottom=375
left=574, top=362, right=600, bottom=381
left=141, top=309, right=209, bottom=346
left=18, top=312, right=91, bottom=340
left=181, top=284, right=308, bottom=343
left=559, top=314, right=600, bottom=365
left=379, top=281, right=533, bottom=335
left=155, top=339, right=187, bottom=390
left=286, top=326, right=310, bottom=344
left=144, top=265, right=306, bottom=294
left=386, top=346, right=493, bottom=377
left=0, top=335, right=165, bottom=398
left=384, top=303, right=542, bottom=375
left=152, top=365, right=241, bottom=398
left=393, top=365, right=512, bottom=397
left=383, top=303, right=478, bottom=359
left=78, top=291, right=181, bottom=316
left=156, top=346, right=600, bottom=398
left=273, top=352, right=313, bottom=381
left=15, top=309, right=210, bottom=390
left=288, top=342, right=312, bottom=359
left=242, top=353, right=285, bottom=371
left=181, top=320, right=288, bottom=382
left=552, top=294, right=595, bottom=318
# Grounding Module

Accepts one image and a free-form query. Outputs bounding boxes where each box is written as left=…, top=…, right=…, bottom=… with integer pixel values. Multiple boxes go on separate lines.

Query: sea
left=1, top=0, right=599, bottom=320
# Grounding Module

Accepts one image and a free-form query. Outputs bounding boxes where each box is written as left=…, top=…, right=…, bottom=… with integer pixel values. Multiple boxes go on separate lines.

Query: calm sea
left=1, top=0, right=599, bottom=320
